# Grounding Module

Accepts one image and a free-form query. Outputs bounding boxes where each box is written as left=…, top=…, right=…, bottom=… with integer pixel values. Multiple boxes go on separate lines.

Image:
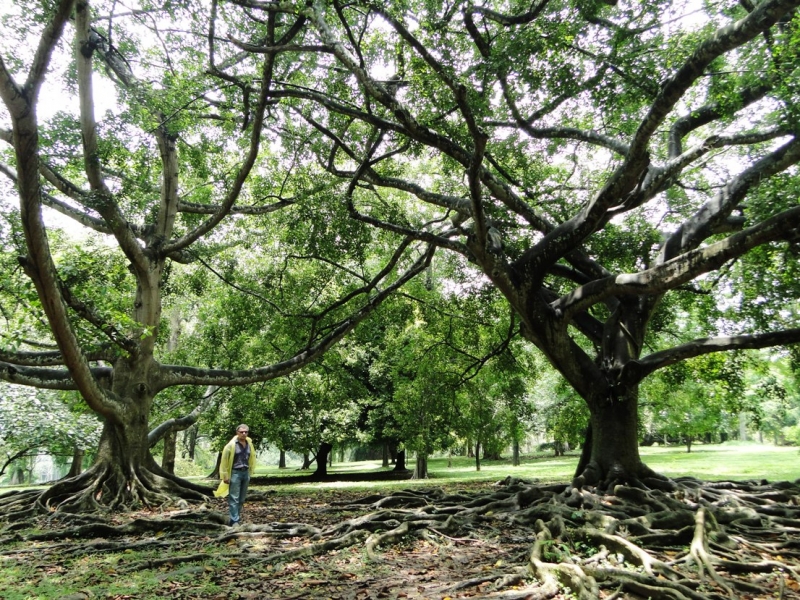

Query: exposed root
left=2, top=477, right=799, bottom=599
left=0, top=461, right=214, bottom=524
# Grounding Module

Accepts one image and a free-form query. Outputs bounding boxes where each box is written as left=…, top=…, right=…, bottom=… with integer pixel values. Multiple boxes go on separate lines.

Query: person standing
left=220, top=424, right=256, bottom=526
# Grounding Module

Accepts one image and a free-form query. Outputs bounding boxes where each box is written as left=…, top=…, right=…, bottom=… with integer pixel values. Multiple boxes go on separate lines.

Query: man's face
left=237, top=427, right=249, bottom=440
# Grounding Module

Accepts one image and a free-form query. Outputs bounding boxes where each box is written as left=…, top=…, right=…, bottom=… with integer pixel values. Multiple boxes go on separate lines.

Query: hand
left=223, top=478, right=230, bottom=484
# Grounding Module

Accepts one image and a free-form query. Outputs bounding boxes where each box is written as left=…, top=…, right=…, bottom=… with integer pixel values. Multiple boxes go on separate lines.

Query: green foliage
left=0, top=385, right=102, bottom=480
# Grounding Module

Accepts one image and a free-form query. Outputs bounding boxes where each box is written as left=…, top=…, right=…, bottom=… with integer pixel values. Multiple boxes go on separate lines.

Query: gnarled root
left=3, top=477, right=799, bottom=599
left=0, top=461, right=213, bottom=526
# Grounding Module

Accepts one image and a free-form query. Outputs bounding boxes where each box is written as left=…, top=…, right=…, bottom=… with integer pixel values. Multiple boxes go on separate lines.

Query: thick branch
left=2, top=0, right=120, bottom=422
left=75, top=1, right=108, bottom=193
left=26, top=0, right=77, bottom=101
left=661, top=135, right=800, bottom=262
left=626, top=329, right=800, bottom=383
left=668, top=83, right=771, bottom=157
left=554, top=205, right=800, bottom=319
left=0, top=346, right=114, bottom=367
left=518, top=0, right=800, bottom=277
left=147, top=386, right=218, bottom=446
left=0, top=361, right=112, bottom=391
left=177, top=198, right=295, bottom=215
left=162, top=45, right=279, bottom=254
left=631, top=0, right=799, bottom=160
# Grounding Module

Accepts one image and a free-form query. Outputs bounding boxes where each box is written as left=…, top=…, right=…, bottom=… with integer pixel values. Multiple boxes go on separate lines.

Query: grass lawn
left=639, top=442, right=800, bottom=481
left=250, top=442, right=799, bottom=495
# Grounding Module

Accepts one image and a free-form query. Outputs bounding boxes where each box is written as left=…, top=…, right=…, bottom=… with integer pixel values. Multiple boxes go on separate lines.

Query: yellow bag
left=213, top=481, right=229, bottom=498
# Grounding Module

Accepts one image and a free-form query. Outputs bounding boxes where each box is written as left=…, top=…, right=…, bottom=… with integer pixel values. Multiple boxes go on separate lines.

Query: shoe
left=229, top=520, right=239, bottom=527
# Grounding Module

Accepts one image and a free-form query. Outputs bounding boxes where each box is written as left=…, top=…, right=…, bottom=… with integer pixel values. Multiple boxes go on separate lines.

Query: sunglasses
left=237, top=430, right=249, bottom=434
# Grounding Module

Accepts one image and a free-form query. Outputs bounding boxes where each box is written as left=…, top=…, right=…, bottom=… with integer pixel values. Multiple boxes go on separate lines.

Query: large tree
left=0, top=0, right=432, bottom=513
left=211, top=0, right=800, bottom=489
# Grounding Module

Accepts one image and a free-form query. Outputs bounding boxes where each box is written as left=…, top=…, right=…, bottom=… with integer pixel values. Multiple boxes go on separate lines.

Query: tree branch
left=163, top=29, right=281, bottom=254
left=554, top=205, right=800, bottom=320
left=626, top=329, right=800, bottom=384
left=2, top=0, right=121, bottom=422
left=660, top=135, right=800, bottom=262
left=0, top=346, right=114, bottom=367
left=26, top=0, right=77, bottom=101
left=0, top=361, right=113, bottom=391
left=158, top=242, right=435, bottom=389
left=518, top=0, right=800, bottom=278
left=147, top=386, right=219, bottom=446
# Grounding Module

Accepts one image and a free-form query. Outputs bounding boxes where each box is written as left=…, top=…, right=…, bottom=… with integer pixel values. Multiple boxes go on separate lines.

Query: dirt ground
left=2, top=479, right=799, bottom=600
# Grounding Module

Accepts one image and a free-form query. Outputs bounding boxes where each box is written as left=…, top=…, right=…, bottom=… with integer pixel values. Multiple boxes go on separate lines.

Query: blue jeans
left=228, top=468, right=250, bottom=524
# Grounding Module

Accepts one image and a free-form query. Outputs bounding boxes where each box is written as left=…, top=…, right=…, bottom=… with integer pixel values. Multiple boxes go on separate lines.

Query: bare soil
left=1, top=477, right=799, bottom=600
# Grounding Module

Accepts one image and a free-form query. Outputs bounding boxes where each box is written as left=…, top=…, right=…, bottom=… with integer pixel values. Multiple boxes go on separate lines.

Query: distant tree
left=0, top=385, right=101, bottom=480
left=531, top=370, right=590, bottom=456
left=641, top=353, right=747, bottom=451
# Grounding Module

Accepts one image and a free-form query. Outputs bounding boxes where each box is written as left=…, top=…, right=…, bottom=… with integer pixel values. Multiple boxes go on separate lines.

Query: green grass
left=639, top=442, right=799, bottom=482
left=0, top=546, right=230, bottom=600
left=253, top=442, right=799, bottom=495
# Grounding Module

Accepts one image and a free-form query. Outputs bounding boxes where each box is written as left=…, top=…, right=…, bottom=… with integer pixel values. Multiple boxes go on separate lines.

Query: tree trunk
left=37, top=417, right=209, bottom=513
left=573, top=389, right=670, bottom=492
left=475, top=442, right=481, bottom=471
left=279, top=449, right=286, bottom=469
left=412, top=453, right=428, bottom=479
left=739, top=412, right=748, bottom=441
left=183, top=425, right=198, bottom=460
left=686, top=437, right=692, bottom=453
left=208, top=452, right=222, bottom=479
left=314, top=442, right=333, bottom=477
left=162, top=429, right=177, bottom=475
left=11, top=468, right=25, bottom=485
left=512, top=440, right=520, bottom=466
left=66, top=448, right=85, bottom=478
left=393, top=449, right=406, bottom=471
left=382, top=442, right=389, bottom=468
left=301, top=453, right=312, bottom=469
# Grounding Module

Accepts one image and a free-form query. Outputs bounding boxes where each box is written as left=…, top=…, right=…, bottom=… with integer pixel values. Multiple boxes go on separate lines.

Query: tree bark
left=512, top=440, right=520, bottom=466
left=314, top=442, right=333, bottom=477
left=66, top=448, right=85, bottom=478
left=573, top=388, right=669, bottom=492
left=279, top=449, right=286, bottom=469
left=183, top=425, right=197, bottom=460
left=393, top=449, right=406, bottom=471
left=412, top=453, right=427, bottom=479
left=162, top=429, right=177, bottom=475
left=475, top=442, right=481, bottom=471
